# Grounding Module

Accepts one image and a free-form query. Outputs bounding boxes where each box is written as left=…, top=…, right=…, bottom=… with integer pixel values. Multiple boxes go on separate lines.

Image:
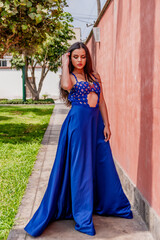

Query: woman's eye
left=73, top=56, right=86, bottom=59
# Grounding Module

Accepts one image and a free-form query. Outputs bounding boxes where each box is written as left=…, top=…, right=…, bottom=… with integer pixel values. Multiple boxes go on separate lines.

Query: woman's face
left=71, top=48, right=86, bottom=70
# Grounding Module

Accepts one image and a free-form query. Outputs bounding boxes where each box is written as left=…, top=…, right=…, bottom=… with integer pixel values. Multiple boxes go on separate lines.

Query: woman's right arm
left=61, top=53, right=73, bottom=91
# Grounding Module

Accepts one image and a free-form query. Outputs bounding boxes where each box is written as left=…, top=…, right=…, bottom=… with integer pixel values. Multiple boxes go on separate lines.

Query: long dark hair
left=59, top=42, right=96, bottom=106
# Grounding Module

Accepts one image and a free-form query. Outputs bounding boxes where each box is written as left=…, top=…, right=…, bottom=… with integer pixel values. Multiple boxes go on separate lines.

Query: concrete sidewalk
left=7, top=103, right=154, bottom=240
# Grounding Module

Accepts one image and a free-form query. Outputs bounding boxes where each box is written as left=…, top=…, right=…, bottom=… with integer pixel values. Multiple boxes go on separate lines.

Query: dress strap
left=71, top=72, right=78, bottom=82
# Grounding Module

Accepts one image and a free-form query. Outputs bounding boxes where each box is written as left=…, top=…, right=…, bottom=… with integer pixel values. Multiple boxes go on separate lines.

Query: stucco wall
left=87, top=0, right=160, bottom=217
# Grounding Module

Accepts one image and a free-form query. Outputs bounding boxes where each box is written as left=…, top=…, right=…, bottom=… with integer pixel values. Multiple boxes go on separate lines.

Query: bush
left=0, top=98, right=55, bottom=104
left=42, top=94, right=48, bottom=99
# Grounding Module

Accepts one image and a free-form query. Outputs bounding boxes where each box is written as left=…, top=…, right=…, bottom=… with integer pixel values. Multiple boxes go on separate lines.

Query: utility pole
left=97, top=0, right=101, bottom=16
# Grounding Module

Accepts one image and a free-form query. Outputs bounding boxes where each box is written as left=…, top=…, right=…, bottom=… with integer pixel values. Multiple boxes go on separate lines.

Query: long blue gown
left=24, top=73, right=133, bottom=237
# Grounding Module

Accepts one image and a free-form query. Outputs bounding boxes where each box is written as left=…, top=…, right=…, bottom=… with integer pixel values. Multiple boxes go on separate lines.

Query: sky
left=64, top=0, right=107, bottom=41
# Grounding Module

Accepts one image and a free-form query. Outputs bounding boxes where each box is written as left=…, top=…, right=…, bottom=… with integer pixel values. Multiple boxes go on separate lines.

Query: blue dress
left=24, top=73, right=133, bottom=237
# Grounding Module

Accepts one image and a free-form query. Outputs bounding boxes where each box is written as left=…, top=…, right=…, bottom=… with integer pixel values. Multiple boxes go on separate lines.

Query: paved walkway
left=7, top=103, right=154, bottom=240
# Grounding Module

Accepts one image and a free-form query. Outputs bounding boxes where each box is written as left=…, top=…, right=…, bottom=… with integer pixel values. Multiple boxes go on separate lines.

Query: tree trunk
left=25, top=56, right=39, bottom=100
left=25, top=57, right=50, bottom=100
left=31, top=60, right=37, bottom=92
left=33, top=92, right=39, bottom=100
left=38, top=64, right=49, bottom=94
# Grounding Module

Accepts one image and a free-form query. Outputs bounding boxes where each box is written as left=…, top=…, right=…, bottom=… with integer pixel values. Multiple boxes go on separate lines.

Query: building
left=86, top=1, right=160, bottom=240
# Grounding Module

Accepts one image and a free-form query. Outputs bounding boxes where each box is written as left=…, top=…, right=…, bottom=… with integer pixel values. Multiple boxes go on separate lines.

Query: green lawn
left=0, top=105, right=54, bottom=240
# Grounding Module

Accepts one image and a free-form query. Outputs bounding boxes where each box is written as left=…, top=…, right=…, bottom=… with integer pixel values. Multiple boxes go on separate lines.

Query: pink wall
left=87, top=0, right=160, bottom=217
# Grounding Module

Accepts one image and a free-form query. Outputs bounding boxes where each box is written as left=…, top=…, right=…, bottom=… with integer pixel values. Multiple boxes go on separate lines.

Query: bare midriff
left=87, top=92, right=98, bottom=107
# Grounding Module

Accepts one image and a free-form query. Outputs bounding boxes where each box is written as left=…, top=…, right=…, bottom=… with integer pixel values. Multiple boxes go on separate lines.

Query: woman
left=24, top=42, right=133, bottom=237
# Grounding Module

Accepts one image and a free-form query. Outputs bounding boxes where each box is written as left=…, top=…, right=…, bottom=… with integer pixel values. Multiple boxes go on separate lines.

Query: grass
left=0, top=105, right=54, bottom=240
left=0, top=98, right=54, bottom=104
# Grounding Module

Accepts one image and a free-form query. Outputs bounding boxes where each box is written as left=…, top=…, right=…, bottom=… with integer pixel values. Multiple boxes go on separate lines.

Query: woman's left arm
left=95, top=73, right=111, bottom=142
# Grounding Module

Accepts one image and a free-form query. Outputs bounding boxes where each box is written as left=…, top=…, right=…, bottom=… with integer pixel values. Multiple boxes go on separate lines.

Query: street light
left=93, top=27, right=100, bottom=42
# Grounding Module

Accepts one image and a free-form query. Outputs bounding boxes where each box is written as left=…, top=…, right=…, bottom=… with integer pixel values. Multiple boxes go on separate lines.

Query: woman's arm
left=61, top=53, right=73, bottom=91
left=94, top=72, right=111, bottom=142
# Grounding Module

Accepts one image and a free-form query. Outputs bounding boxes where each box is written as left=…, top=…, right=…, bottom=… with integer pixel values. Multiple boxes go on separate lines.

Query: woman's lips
left=77, top=63, right=83, bottom=66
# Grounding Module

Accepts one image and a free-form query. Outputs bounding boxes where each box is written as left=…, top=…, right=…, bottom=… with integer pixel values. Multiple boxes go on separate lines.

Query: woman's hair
left=59, top=42, right=96, bottom=106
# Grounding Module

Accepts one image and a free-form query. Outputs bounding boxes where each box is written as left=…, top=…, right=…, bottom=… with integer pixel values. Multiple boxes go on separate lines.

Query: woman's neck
left=73, top=69, right=84, bottom=75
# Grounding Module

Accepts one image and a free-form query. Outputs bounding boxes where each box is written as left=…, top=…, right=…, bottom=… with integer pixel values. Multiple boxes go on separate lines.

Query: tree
left=0, top=0, right=74, bottom=100
left=11, top=17, right=74, bottom=100
left=0, top=0, right=69, bottom=58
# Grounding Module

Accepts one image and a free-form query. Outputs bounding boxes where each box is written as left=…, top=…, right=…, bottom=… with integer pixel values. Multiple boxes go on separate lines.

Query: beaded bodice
left=68, top=73, right=101, bottom=107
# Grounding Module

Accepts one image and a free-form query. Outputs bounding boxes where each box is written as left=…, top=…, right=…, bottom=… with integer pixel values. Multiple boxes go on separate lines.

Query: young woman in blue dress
left=24, top=42, right=133, bottom=237
left=61, top=42, right=111, bottom=142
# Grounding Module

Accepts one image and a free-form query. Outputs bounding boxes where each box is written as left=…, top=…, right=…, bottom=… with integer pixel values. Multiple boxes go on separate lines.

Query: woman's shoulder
left=91, top=72, right=101, bottom=83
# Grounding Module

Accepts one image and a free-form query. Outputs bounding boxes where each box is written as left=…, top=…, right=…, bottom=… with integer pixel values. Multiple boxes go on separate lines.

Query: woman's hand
left=104, top=125, right=111, bottom=142
left=62, top=52, right=70, bottom=68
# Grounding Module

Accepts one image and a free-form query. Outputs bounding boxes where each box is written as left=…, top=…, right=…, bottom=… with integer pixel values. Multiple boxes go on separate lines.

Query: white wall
left=0, top=68, right=61, bottom=99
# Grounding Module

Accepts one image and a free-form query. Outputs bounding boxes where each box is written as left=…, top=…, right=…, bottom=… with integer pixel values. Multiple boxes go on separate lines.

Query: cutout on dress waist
left=87, top=92, right=98, bottom=107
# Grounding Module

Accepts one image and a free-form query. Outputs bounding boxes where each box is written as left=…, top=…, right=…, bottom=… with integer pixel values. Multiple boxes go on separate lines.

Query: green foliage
left=0, top=0, right=70, bottom=57
left=0, top=98, right=54, bottom=104
left=42, top=94, right=48, bottom=99
left=10, top=55, right=25, bottom=70
left=37, top=24, right=74, bottom=72
left=0, top=105, right=54, bottom=239
left=11, top=19, right=74, bottom=72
